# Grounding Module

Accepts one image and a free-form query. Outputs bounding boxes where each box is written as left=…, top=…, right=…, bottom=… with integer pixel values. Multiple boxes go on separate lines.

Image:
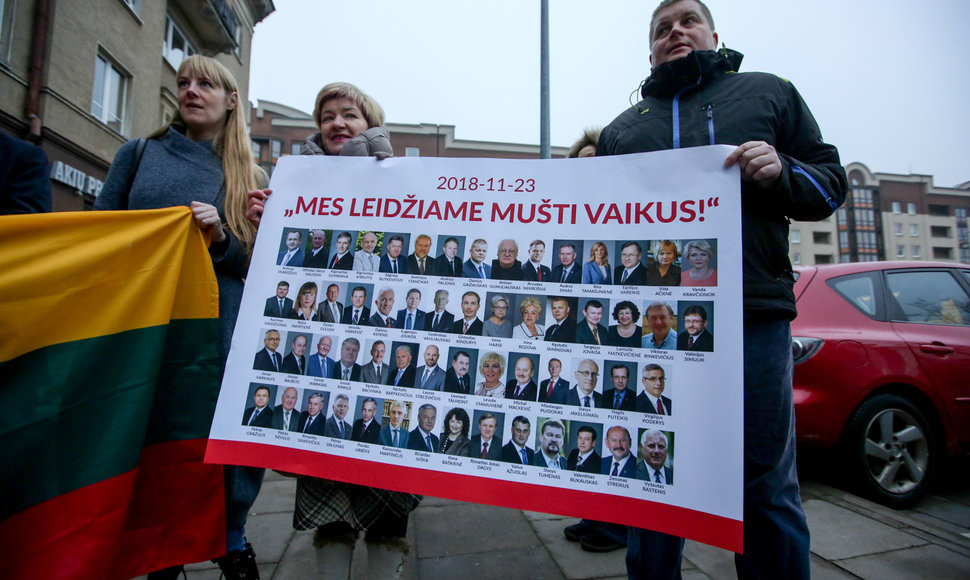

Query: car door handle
left=920, top=343, right=955, bottom=355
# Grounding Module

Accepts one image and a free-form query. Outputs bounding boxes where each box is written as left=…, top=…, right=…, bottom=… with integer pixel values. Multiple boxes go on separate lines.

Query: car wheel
left=843, top=394, right=937, bottom=509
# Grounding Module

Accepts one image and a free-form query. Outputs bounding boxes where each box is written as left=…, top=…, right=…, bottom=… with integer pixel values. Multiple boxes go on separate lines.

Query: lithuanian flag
left=0, top=207, right=227, bottom=579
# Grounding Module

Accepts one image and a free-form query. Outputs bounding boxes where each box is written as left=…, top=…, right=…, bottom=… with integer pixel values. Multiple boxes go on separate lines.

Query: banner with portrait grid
left=206, top=146, right=744, bottom=551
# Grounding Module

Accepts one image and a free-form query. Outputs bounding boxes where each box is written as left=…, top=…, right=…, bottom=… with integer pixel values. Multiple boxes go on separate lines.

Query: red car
left=791, top=261, right=970, bottom=508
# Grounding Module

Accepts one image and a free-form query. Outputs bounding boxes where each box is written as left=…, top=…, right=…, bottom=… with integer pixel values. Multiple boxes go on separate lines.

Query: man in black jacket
left=598, top=1, right=847, bottom=578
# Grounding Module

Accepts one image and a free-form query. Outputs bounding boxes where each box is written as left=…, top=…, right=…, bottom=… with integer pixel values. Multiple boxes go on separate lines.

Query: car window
left=830, top=274, right=879, bottom=317
left=885, top=270, right=970, bottom=325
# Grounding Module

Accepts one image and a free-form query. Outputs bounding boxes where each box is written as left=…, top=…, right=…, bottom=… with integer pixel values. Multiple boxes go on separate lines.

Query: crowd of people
left=3, top=1, right=845, bottom=578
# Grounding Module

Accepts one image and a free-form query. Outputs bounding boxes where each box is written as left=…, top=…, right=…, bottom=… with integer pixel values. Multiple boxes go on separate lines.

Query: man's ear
left=712, top=32, right=719, bottom=48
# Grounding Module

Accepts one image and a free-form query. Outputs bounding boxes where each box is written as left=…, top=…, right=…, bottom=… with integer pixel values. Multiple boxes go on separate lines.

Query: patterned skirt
left=293, top=477, right=422, bottom=531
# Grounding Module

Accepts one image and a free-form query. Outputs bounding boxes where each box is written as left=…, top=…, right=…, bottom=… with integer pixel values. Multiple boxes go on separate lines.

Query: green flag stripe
left=0, top=319, right=220, bottom=519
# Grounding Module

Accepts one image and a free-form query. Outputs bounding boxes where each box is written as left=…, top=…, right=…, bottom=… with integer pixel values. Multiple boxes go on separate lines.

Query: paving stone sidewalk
left=157, top=471, right=970, bottom=579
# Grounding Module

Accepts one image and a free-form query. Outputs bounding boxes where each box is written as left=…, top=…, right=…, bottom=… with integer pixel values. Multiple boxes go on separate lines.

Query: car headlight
left=791, top=337, right=824, bottom=365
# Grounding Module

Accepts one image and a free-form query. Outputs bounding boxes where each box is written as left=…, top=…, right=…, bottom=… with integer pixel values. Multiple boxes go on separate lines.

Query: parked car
left=791, top=261, right=970, bottom=508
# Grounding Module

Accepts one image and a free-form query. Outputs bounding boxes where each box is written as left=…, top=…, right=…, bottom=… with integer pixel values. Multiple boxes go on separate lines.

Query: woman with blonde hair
left=288, top=281, right=320, bottom=321
left=647, top=239, right=681, bottom=286
left=513, top=296, right=546, bottom=340
left=95, top=55, right=264, bottom=579
left=582, top=241, right=613, bottom=284
left=474, top=352, right=508, bottom=398
left=681, top=239, right=718, bottom=286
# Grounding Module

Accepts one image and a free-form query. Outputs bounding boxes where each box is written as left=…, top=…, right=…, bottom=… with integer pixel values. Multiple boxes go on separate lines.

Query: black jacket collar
left=641, top=48, right=744, bottom=99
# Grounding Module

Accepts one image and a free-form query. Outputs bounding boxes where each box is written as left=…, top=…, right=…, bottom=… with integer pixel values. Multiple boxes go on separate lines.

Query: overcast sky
left=250, top=0, right=970, bottom=187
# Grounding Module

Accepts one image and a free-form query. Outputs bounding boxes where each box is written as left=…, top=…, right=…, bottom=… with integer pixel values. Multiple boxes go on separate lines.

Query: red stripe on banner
left=1, top=439, right=225, bottom=580
left=206, top=439, right=742, bottom=553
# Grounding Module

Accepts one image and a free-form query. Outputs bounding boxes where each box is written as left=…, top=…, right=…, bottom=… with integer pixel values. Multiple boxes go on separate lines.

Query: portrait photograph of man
left=415, top=344, right=446, bottom=391
left=567, top=423, right=603, bottom=474
left=264, top=280, right=293, bottom=318
left=443, top=348, right=476, bottom=394
left=323, top=393, right=353, bottom=440
left=601, top=426, right=636, bottom=478
left=469, top=411, right=504, bottom=461
left=433, top=236, right=464, bottom=277
left=318, top=283, right=344, bottom=324
left=504, top=354, right=539, bottom=401
left=302, top=229, right=331, bottom=269
left=603, top=361, right=637, bottom=411
left=636, top=363, right=672, bottom=416
left=327, top=231, right=355, bottom=271
left=379, top=233, right=410, bottom=275
left=533, top=418, right=567, bottom=469
left=270, top=386, right=302, bottom=432
left=407, top=233, right=436, bottom=276
left=538, top=357, right=569, bottom=404
left=241, top=384, right=274, bottom=428
left=575, top=298, right=609, bottom=346
left=378, top=400, right=411, bottom=449
left=424, top=289, right=455, bottom=333
left=637, top=429, right=674, bottom=485
left=360, top=339, right=390, bottom=385
left=564, top=358, right=603, bottom=408
left=297, top=391, right=330, bottom=436
left=386, top=343, right=418, bottom=388
left=677, top=302, right=714, bottom=352
left=407, top=404, right=439, bottom=453
left=340, top=285, right=372, bottom=326
left=351, top=396, right=383, bottom=444
left=500, top=415, right=535, bottom=465
left=550, top=241, right=582, bottom=284
left=277, top=228, right=305, bottom=268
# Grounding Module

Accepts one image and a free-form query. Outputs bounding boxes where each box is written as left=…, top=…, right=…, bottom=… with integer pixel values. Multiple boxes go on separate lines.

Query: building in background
left=790, top=162, right=970, bottom=266
left=0, top=0, right=274, bottom=211
left=248, top=99, right=567, bottom=176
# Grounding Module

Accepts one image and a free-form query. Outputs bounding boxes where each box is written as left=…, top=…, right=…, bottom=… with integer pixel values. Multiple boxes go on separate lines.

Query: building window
left=891, top=201, right=901, bottom=214
left=0, top=0, right=15, bottom=65
left=792, top=252, right=800, bottom=265
left=932, top=247, right=953, bottom=260
left=92, top=51, right=128, bottom=134
left=931, top=226, right=951, bottom=238
left=813, top=232, right=831, bottom=244
left=790, top=229, right=801, bottom=244
left=956, top=208, right=967, bottom=220
left=910, top=224, right=919, bottom=237
left=815, top=254, right=833, bottom=264
left=896, top=245, right=905, bottom=258
left=893, top=223, right=903, bottom=236
left=122, top=0, right=139, bottom=14
left=912, top=245, right=921, bottom=258
left=405, top=147, right=420, bottom=157
left=928, top=204, right=950, bottom=217
left=907, top=202, right=917, bottom=215
left=271, top=140, right=281, bottom=161
left=291, top=143, right=302, bottom=156
left=251, top=141, right=261, bottom=160
left=164, top=15, right=195, bottom=69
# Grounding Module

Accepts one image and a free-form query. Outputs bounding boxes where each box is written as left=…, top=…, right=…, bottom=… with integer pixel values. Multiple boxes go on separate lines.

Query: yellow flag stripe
left=0, top=207, right=218, bottom=361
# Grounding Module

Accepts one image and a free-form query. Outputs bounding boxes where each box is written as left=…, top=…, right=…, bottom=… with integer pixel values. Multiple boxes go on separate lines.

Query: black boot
left=214, top=543, right=260, bottom=580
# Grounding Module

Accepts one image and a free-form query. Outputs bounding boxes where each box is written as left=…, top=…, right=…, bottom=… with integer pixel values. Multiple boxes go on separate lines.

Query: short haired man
left=462, top=238, right=491, bottom=279
left=501, top=416, right=534, bottom=465
left=637, top=430, right=673, bottom=484
left=544, top=297, right=577, bottom=343
left=603, top=365, right=636, bottom=411
left=521, top=239, right=551, bottom=282
left=407, top=404, right=440, bottom=452
left=395, top=288, right=426, bottom=330
left=253, top=329, right=283, bottom=372
left=333, top=337, right=362, bottom=382
left=567, top=426, right=601, bottom=474
left=575, top=299, right=608, bottom=346
left=637, top=363, right=672, bottom=416
left=598, top=3, right=845, bottom=573
left=368, top=287, right=396, bottom=327
left=470, top=413, right=502, bottom=461
left=415, top=345, right=446, bottom=391
left=360, top=340, right=390, bottom=385
left=352, top=231, right=379, bottom=272
left=601, top=426, right=635, bottom=478
left=504, top=357, right=538, bottom=401
left=307, top=335, right=335, bottom=378
left=379, top=234, right=408, bottom=274
left=303, top=229, right=330, bottom=268
left=538, top=358, right=569, bottom=404
left=280, top=334, right=308, bottom=375
left=407, top=234, right=435, bottom=275
left=271, top=386, right=301, bottom=432
left=242, top=386, right=273, bottom=427
left=351, top=398, right=380, bottom=443
left=451, top=291, right=483, bottom=335
left=340, top=286, right=371, bottom=326
left=614, top=241, right=646, bottom=286
left=533, top=420, right=566, bottom=468
left=386, top=345, right=416, bottom=388
left=677, top=304, right=713, bottom=352
left=424, top=289, right=454, bottom=332
left=329, top=231, right=354, bottom=270
left=318, top=283, right=344, bottom=324
left=642, top=301, right=678, bottom=350
left=323, top=394, right=352, bottom=440
left=264, top=281, right=293, bottom=318
left=551, top=243, right=581, bottom=284
left=491, top=239, right=524, bottom=280
left=565, top=359, right=602, bottom=408
left=443, top=350, right=472, bottom=394
left=277, top=229, right=304, bottom=267
left=434, top=236, right=462, bottom=277
left=378, top=400, right=409, bottom=448
left=298, top=392, right=327, bottom=436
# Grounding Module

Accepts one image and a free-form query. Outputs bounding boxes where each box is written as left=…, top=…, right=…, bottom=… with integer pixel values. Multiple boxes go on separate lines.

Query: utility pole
left=539, top=0, right=550, bottom=159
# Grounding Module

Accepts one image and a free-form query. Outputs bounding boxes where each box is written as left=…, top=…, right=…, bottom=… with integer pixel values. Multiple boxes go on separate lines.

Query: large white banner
left=206, top=146, right=744, bottom=551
